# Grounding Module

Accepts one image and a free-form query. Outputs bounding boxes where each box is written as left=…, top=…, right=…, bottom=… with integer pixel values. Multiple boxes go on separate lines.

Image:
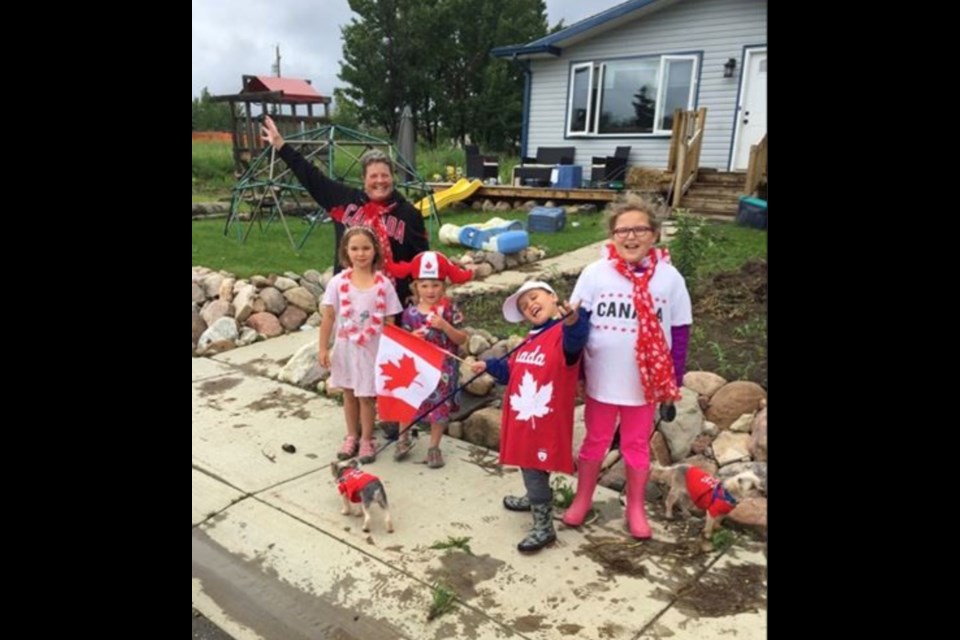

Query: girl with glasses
left=564, top=194, right=692, bottom=539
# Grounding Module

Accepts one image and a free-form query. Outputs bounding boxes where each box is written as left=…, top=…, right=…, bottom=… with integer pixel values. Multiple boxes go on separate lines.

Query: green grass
left=192, top=141, right=235, bottom=199
left=192, top=208, right=609, bottom=279
left=551, top=476, right=575, bottom=509
left=192, top=138, right=523, bottom=201
left=427, top=583, right=457, bottom=621
left=192, top=217, right=337, bottom=278
left=429, top=536, right=474, bottom=555
left=699, top=221, right=767, bottom=276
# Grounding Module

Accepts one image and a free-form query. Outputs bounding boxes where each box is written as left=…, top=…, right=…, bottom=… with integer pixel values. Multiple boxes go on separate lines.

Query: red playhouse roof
left=242, top=76, right=329, bottom=103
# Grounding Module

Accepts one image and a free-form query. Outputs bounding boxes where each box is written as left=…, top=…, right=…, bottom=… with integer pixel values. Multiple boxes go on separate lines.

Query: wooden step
left=695, top=171, right=746, bottom=185
left=684, top=185, right=745, bottom=198
left=676, top=198, right=740, bottom=214
left=672, top=209, right=735, bottom=221
left=682, top=194, right=741, bottom=205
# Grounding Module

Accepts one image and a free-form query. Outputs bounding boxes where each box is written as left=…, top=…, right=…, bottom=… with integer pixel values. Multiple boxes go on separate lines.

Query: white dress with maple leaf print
left=500, top=322, right=579, bottom=474
left=321, top=272, right=403, bottom=397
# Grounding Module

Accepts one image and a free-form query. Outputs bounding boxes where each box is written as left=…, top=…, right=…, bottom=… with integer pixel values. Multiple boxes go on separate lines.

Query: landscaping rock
left=284, top=286, right=318, bottom=313
left=200, top=299, right=234, bottom=326
left=728, top=412, right=755, bottom=433
left=246, top=312, right=283, bottom=338
left=683, top=371, right=728, bottom=398
left=749, top=408, right=767, bottom=462
left=192, top=305, right=207, bottom=347
left=467, top=334, right=492, bottom=356
left=460, top=357, right=495, bottom=396
left=201, top=274, right=222, bottom=299
left=218, top=277, right=236, bottom=302
left=278, top=339, right=326, bottom=388
left=650, top=431, right=673, bottom=467
left=302, top=269, right=323, bottom=285
left=259, top=287, right=287, bottom=315
left=485, top=252, right=506, bottom=272
left=197, top=316, right=239, bottom=351
left=705, top=381, right=768, bottom=430
left=233, top=284, right=257, bottom=323
left=711, top=431, right=752, bottom=466
left=657, top=387, right=703, bottom=461
left=462, top=407, right=502, bottom=449
left=273, top=276, right=298, bottom=292
left=728, top=497, right=767, bottom=538
left=237, top=327, right=259, bottom=346
left=279, top=305, right=308, bottom=331
left=300, top=280, right=324, bottom=302
left=447, top=421, right=463, bottom=439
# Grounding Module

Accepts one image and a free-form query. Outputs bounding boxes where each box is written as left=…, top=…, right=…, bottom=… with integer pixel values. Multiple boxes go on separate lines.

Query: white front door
left=731, top=48, right=767, bottom=171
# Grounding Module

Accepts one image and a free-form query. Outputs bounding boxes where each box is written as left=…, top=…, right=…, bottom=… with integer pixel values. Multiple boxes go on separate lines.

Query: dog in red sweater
left=649, top=464, right=762, bottom=539
left=331, top=461, right=393, bottom=533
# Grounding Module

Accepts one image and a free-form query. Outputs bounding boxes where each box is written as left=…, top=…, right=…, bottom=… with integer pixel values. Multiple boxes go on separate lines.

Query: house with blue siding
left=492, top=0, right=766, bottom=210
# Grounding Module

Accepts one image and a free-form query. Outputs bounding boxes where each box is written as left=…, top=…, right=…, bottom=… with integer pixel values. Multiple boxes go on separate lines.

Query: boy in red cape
left=472, top=281, right=589, bottom=553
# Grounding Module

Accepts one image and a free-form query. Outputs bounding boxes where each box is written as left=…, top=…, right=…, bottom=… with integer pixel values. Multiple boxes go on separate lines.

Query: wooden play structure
left=210, top=75, right=332, bottom=175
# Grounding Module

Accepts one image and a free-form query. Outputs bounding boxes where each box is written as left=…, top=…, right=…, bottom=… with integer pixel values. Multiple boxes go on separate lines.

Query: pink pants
left=581, top=397, right=655, bottom=469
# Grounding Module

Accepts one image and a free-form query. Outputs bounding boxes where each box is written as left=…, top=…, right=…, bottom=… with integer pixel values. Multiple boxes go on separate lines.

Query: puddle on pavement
left=576, top=531, right=766, bottom=620
left=245, top=387, right=313, bottom=419
left=672, top=562, right=767, bottom=617
left=424, top=552, right=506, bottom=600
left=198, top=377, right=242, bottom=396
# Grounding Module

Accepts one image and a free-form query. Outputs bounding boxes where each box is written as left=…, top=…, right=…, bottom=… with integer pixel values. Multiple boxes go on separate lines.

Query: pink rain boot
left=625, top=465, right=652, bottom=539
left=562, top=458, right=603, bottom=526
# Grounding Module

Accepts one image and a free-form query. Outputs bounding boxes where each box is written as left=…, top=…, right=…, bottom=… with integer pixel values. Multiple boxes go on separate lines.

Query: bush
left=668, top=209, right=715, bottom=289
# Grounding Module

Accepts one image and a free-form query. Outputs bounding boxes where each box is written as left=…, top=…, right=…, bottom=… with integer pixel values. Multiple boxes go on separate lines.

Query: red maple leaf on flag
left=379, top=354, right=421, bottom=391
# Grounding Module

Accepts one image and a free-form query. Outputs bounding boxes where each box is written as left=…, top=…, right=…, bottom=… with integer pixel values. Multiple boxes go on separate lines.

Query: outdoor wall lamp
left=723, top=58, right=737, bottom=78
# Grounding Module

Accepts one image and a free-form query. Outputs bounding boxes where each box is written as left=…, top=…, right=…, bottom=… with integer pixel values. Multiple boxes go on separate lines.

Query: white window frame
left=566, top=62, right=595, bottom=135
left=566, top=54, right=699, bottom=138
left=655, top=55, right=698, bottom=134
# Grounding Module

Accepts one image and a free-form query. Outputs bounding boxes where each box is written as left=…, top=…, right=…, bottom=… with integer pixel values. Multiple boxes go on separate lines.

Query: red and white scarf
left=337, top=269, right=387, bottom=347
left=330, top=201, right=398, bottom=271
left=606, top=244, right=681, bottom=404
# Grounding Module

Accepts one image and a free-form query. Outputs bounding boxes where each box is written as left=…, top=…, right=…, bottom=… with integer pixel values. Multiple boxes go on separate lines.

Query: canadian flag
left=375, top=324, right=446, bottom=423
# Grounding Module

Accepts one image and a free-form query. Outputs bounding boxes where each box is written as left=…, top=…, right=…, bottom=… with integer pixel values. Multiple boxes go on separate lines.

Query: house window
left=569, top=63, right=596, bottom=134
left=566, top=54, right=698, bottom=137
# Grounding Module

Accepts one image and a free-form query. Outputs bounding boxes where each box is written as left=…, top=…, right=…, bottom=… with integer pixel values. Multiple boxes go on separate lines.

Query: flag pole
left=371, top=308, right=576, bottom=459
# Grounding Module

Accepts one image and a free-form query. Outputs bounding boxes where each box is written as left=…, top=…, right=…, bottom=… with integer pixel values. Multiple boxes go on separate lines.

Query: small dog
left=649, top=464, right=762, bottom=539
left=331, top=460, right=394, bottom=533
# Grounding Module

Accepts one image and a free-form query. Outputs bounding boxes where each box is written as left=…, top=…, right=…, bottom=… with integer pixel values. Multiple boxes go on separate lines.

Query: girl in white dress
left=319, top=227, right=403, bottom=463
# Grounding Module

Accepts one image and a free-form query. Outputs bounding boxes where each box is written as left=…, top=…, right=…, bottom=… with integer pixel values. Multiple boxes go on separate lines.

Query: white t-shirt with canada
left=571, top=258, right=692, bottom=406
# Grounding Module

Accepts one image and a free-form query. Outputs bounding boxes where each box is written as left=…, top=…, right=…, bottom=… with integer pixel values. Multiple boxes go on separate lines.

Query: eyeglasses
left=612, top=226, right=654, bottom=239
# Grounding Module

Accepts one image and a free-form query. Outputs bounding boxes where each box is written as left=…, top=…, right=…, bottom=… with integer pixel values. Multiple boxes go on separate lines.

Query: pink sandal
left=358, top=438, right=377, bottom=463
left=337, top=435, right=359, bottom=460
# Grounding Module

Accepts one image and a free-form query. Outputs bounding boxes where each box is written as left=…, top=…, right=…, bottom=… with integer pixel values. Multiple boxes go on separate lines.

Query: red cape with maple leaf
left=500, top=322, right=579, bottom=474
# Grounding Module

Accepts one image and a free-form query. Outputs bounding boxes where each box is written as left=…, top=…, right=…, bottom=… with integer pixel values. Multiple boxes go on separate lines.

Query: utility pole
left=271, top=45, right=281, bottom=77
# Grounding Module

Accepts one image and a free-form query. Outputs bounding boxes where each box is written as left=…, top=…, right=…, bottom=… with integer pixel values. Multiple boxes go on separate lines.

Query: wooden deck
left=425, top=182, right=620, bottom=204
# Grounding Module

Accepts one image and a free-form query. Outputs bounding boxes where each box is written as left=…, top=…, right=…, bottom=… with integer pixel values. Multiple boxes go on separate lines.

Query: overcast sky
left=192, top=0, right=622, bottom=101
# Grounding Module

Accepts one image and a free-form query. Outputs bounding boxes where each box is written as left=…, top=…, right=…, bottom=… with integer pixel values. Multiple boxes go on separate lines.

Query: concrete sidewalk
left=192, top=334, right=767, bottom=640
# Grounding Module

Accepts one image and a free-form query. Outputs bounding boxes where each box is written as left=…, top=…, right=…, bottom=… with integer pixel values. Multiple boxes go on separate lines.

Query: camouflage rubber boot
left=517, top=501, right=557, bottom=553
left=502, top=495, right=531, bottom=512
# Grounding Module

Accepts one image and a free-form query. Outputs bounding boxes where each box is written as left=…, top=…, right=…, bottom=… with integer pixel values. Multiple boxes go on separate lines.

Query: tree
left=192, top=87, right=233, bottom=131
left=337, top=0, right=549, bottom=151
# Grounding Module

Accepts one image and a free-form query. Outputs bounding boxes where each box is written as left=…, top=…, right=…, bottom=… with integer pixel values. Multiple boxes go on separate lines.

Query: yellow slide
left=415, top=178, right=483, bottom=216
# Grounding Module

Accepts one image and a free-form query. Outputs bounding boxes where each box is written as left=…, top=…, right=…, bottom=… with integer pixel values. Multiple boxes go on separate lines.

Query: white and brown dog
left=331, top=461, right=394, bottom=533
left=649, top=464, right=762, bottom=539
